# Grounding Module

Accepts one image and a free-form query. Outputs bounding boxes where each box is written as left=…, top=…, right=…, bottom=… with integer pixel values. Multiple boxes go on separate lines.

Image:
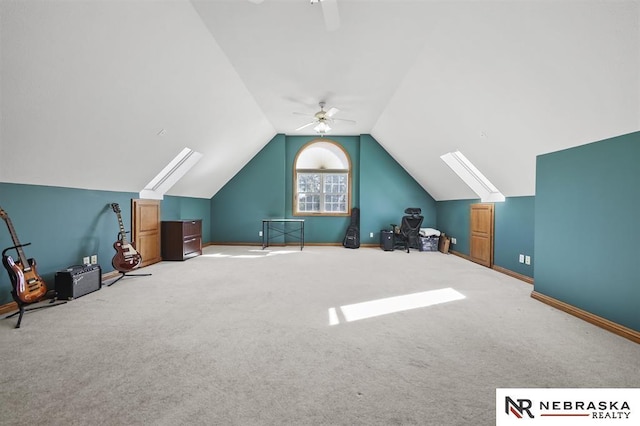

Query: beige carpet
left=1, top=245, right=638, bottom=425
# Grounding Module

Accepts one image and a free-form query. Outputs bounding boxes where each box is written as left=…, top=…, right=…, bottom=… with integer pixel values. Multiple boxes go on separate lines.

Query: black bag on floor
left=343, top=207, right=360, bottom=249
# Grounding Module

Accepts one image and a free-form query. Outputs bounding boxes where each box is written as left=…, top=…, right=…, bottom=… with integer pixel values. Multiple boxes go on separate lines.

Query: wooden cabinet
left=161, top=220, right=202, bottom=261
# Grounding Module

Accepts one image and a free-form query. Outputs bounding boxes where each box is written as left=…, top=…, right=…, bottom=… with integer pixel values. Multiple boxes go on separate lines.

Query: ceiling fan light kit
left=313, top=121, right=331, bottom=135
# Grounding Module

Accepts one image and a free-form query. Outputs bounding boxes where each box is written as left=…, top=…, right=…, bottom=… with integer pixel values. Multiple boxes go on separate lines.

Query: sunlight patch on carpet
left=328, top=307, right=340, bottom=326
left=201, top=249, right=300, bottom=259
left=329, top=288, right=465, bottom=325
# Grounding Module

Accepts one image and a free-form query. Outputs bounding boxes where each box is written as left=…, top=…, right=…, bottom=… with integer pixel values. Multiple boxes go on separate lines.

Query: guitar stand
left=106, top=229, right=151, bottom=287
left=2, top=243, right=67, bottom=328
left=107, top=270, right=152, bottom=287
left=5, top=298, right=68, bottom=329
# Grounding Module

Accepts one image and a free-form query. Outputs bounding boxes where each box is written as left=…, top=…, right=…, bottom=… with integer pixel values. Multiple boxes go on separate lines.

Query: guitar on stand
left=1, top=206, right=65, bottom=328
left=108, top=203, right=150, bottom=286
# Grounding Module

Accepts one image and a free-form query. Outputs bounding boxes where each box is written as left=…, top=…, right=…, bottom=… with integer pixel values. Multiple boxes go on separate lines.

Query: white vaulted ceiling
left=1, top=0, right=638, bottom=200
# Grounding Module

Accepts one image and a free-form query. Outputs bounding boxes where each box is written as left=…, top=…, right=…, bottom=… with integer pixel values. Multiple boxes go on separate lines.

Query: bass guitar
left=0, top=206, right=48, bottom=303
left=110, top=203, right=142, bottom=272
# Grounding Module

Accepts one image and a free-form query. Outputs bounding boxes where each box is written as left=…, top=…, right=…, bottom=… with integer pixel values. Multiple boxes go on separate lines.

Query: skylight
left=440, top=150, right=505, bottom=202
left=139, top=147, right=203, bottom=200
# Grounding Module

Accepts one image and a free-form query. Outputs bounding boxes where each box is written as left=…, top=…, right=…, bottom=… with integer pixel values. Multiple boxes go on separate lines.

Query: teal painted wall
left=535, top=131, right=640, bottom=332
left=435, top=199, right=474, bottom=256
left=495, top=197, right=535, bottom=276
left=210, top=134, right=286, bottom=244
left=210, top=134, right=435, bottom=245
left=360, top=134, right=436, bottom=244
left=0, top=183, right=210, bottom=305
left=162, top=195, right=211, bottom=243
left=436, top=196, right=535, bottom=278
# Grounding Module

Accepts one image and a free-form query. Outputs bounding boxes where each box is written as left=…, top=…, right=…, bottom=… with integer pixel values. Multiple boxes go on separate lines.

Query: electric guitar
left=0, top=207, right=48, bottom=303
left=110, top=203, right=142, bottom=272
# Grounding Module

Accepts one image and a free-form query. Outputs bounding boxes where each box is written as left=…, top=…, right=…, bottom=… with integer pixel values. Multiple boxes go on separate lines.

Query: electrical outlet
left=259, top=231, right=263, bottom=237
left=91, top=255, right=97, bottom=264
left=83, top=256, right=90, bottom=265
left=519, top=254, right=525, bottom=263
left=525, top=255, right=531, bottom=265
left=451, top=238, right=457, bottom=244
left=369, top=232, right=374, bottom=238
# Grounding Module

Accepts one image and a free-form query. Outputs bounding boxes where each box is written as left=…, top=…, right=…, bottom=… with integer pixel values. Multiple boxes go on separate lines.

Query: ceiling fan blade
left=293, top=112, right=314, bottom=117
left=325, top=107, right=339, bottom=117
left=321, top=0, right=340, bottom=32
left=333, top=118, right=356, bottom=124
left=296, top=122, right=316, bottom=131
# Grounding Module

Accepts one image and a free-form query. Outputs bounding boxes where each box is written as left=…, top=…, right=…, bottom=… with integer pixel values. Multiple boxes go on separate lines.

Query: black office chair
left=391, top=208, right=424, bottom=253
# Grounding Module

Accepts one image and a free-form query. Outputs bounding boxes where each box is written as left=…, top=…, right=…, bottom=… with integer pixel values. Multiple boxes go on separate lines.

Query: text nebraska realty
left=507, top=397, right=632, bottom=419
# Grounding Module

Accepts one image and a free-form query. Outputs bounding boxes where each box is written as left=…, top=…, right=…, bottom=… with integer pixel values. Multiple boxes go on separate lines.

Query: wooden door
left=470, top=203, right=494, bottom=268
left=132, top=199, right=161, bottom=267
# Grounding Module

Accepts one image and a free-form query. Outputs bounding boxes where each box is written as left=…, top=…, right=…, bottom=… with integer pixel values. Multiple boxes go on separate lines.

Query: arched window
left=294, top=139, right=351, bottom=216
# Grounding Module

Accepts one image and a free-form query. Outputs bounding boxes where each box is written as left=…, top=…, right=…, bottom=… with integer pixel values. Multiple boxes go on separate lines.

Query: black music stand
left=2, top=243, right=67, bottom=329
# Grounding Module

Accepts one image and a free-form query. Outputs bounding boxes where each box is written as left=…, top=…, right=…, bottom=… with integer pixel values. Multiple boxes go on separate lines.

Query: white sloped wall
left=372, top=1, right=640, bottom=201
left=0, top=0, right=274, bottom=199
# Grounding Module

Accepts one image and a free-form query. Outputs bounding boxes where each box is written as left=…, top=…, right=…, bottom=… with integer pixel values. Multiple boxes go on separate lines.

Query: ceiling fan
left=248, top=0, right=340, bottom=32
left=294, top=101, right=356, bottom=135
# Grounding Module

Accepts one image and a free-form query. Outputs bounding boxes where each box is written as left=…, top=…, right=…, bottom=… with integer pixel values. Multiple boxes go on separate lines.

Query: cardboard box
left=438, top=233, right=450, bottom=254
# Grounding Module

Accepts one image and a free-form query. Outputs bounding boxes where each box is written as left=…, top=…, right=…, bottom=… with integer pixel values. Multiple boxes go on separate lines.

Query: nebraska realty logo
left=496, top=388, right=640, bottom=425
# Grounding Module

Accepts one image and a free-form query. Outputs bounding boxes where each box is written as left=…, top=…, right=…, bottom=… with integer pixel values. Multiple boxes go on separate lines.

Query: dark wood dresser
left=161, top=219, right=202, bottom=261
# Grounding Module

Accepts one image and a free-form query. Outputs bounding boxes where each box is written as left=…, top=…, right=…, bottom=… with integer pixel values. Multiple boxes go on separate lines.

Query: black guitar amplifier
left=55, top=264, right=102, bottom=300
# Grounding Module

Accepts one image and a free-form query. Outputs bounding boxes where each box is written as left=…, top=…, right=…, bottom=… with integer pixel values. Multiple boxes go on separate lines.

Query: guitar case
left=343, top=207, right=360, bottom=249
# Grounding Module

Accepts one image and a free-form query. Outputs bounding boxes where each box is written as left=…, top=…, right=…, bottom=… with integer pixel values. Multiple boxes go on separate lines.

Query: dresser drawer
left=183, top=236, right=202, bottom=258
left=182, top=220, right=201, bottom=238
